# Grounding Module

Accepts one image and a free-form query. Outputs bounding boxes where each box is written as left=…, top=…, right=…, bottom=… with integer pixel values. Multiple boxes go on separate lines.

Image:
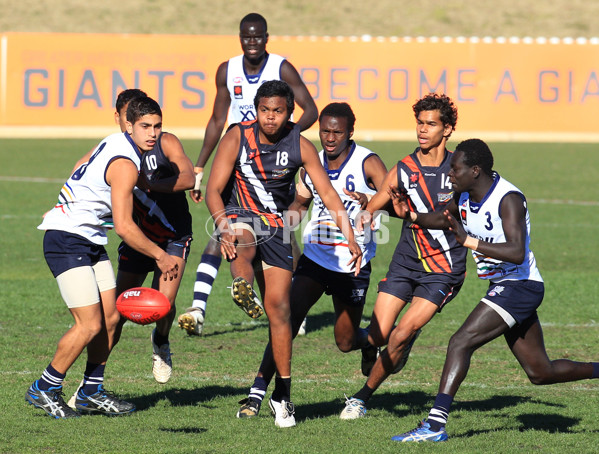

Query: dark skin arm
left=281, top=60, right=318, bottom=131
left=342, top=153, right=388, bottom=209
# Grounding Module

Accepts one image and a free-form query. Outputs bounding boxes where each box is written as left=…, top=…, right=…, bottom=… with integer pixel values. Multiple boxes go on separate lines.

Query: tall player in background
left=340, top=94, right=468, bottom=420
left=392, top=138, right=599, bottom=442
left=27, top=97, right=178, bottom=419
left=179, top=12, right=318, bottom=336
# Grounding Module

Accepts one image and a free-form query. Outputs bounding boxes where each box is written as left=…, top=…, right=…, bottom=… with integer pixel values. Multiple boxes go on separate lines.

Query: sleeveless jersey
left=226, top=53, right=286, bottom=124
left=392, top=148, right=467, bottom=276
left=133, top=132, right=192, bottom=243
left=457, top=173, right=543, bottom=283
left=302, top=143, right=379, bottom=273
left=38, top=132, right=142, bottom=245
left=224, top=120, right=302, bottom=227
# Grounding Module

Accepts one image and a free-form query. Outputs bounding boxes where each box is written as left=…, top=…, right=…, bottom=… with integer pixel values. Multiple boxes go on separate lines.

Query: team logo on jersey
left=488, top=285, right=505, bottom=297
left=272, top=168, right=290, bottom=179
left=351, top=289, right=365, bottom=303
left=233, top=77, right=243, bottom=84
left=409, top=172, right=419, bottom=188
left=234, top=85, right=243, bottom=99
left=437, top=192, right=453, bottom=203
left=460, top=207, right=467, bottom=225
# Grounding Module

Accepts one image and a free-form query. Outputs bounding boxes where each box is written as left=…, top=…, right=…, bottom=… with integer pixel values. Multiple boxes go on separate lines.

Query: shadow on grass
left=129, top=385, right=244, bottom=411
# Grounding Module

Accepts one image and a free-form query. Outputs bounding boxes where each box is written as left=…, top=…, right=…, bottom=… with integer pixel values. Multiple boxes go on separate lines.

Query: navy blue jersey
left=133, top=132, right=192, bottom=243
left=224, top=120, right=302, bottom=227
left=391, top=148, right=467, bottom=276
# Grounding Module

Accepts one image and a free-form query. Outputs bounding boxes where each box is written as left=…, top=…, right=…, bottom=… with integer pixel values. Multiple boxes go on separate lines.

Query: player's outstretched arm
left=108, top=158, right=179, bottom=280
left=281, top=61, right=318, bottom=131
left=300, top=136, right=362, bottom=273
left=140, top=133, right=195, bottom=193
left=205, top=126, right=241, bottom=260
left=191, top=62, right=231, bottom=203
left=449, top=193, right=527, bottom=263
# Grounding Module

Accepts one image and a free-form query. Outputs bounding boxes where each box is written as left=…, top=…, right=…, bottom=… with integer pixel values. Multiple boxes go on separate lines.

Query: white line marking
left=0, top=176, right=65, bottom=183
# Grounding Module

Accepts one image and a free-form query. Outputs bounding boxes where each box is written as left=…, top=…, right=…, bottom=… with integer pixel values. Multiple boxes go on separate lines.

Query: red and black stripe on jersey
left=392, top=148, right=467, bottom=276
left=132, top=132, right=192, bottom=244
left=225, top=120, right=302, bottom=228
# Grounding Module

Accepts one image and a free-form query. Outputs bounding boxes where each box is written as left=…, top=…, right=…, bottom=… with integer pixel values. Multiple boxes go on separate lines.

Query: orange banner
left=1, top=33, right=599, bottom=141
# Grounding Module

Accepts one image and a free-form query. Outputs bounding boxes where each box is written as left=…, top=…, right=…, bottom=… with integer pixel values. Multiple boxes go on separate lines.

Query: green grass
left=1, top=139, right=598, bottom=453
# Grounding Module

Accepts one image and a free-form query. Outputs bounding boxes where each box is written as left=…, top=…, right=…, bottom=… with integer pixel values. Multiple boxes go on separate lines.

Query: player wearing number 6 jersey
left=340, top=93, right=468, bottom=420
left=206, top=82, right=362, bottom=428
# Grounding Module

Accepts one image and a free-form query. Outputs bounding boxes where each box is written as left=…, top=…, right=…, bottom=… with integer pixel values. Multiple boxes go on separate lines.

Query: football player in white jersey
left=392, top=138, right=599, bottom=442
left=27, top=97, right=179, bottom=419
left=234, top=102, right=387, bottom=421
left=180, top=13, right=317, bottom=337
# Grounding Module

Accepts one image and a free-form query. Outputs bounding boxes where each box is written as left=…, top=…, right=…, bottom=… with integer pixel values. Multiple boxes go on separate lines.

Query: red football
left=116, top=287, right=171, bottom=325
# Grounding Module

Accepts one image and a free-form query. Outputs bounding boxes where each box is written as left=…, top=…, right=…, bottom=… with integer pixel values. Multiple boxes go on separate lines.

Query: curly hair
left=254, top=80, right=295, bottom=116
left=455, top=138, right=494, bottom=176
left=413, top=93, right=458, bottom=134
left=319, top=102, right=356, bottom=131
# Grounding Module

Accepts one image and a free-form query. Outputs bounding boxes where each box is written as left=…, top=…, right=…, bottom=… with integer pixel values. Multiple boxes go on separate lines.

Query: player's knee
left=335, top=335, right=354, bottom=353
left=524, top=366, right=553, bottom=385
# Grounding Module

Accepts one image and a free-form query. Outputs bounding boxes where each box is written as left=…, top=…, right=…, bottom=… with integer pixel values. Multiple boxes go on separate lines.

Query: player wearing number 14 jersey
left=340, top=93, right=468, bottom=420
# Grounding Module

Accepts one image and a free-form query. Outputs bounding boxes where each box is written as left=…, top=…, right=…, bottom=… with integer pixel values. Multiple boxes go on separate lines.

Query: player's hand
left=189, top=189, right=204, bottom=203
left=343, top=188, right=369, bottom=210
left=387, top=185, right=410, bottom=218
left=218, top=230, right=238, bottom=261
left=156, top=252, right=179, bottom=281
left=445, top=209, right=467, bottom=244
left=346, top=239, right=363, bottom=276
left=355, top=209, right=373, bottom=233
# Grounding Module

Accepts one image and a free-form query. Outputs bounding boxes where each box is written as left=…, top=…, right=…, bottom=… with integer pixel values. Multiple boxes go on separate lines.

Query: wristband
left=193, top=167, right=204, bottom=191
left=409, top=211, right=418, bottom=222
left=463, top=236, right=479, bottom=251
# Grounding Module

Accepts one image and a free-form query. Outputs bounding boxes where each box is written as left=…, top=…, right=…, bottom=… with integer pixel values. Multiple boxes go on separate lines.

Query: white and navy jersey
left=226, top=53, right=286, bottom=124
left=133, top=132, right=192, bottom=244
left=224, top=120, right=302, bottom=227
left=302, top=143, right=379, bottom=273
left=39, top=132, right=142, bottom=245
left=457, top=173, right=543, bottom=283
left=391, top=148, right=467, bottom=276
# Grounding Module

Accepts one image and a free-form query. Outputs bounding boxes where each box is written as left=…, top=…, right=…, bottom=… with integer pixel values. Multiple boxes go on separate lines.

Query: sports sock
left=38, top=363, right=65, bottom=391
left=248, top=376, right=268, bottom=403
left=152, top=329, right=169, bottom=347
left=426, top=393, right=454, bottom=431
left=272, top=376, right=291, bottom=402
left=192, top=254, right=222, bottom=314
left=81, top=362, right=105, bottom=395
left=353, top=383, right=375, bottom=403
left=591, top=362, right=599, bottom=378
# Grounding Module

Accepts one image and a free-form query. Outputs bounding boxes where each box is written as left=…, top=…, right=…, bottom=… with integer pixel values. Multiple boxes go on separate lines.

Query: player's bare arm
left=281, top=60, right=318, bottom=131
left=107, top=157, right=179, bottom=281
left=300, top=136, right=362, bottom=273
left=205, top=126, right=241, bottom=260
left=140, top=133, right=195, bottom=193
left=191, top=62, right=231, bottom=203
left=448, top=192, right=527, bottom=263
left=343, top=154, right=388, bottom=209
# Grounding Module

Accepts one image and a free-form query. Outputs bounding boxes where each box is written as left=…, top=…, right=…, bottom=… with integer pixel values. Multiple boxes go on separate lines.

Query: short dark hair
left=319, top=102, right=356, bottom=131
left=254, top=80, right=295, bottom=115
left=240, top=13, right=267, bottom=32
left=413, top=93, right=458, bottom=135
left=115, top=89, right=147, bottom=112
left=455, top=138, right=494, bottom=176
left=126, top=96, right=162, bottom=124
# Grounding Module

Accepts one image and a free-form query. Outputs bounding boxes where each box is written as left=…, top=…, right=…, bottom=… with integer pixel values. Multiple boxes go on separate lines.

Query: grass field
left=1, top=138, right=598, bottom=453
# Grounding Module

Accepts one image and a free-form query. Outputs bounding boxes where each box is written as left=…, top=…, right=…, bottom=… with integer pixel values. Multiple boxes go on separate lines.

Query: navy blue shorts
left=294, top=254, right=371, bottom=306
left=117, top=235, right=192, bottom=274
left=481, top=279, right=544, bottom=327
left=227, top=210, right=294, bottom=272
left=43, top=230, right=110, bottom=278
left=377, top=263, right=464, bottom=311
